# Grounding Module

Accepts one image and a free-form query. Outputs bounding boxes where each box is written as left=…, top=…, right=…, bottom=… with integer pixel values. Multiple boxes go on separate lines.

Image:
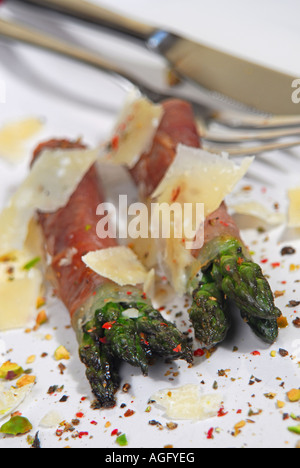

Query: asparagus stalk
left=189, top=237, right=281, bottom=346
left=79, top=321, right=121, bottom=408
left=76, top=286, right=193, bottom=407
left=189, top=270, right=231, bottom=347
left=209, top=238, right=281, bottom=320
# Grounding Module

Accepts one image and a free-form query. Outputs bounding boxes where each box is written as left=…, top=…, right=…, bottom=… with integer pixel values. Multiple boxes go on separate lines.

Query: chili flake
left=102, top=321, right=116, bottom=330
left=171, top=186, right=181, bottom=202
left=217, top=406, right=228, bottom=417
left=173, top=344, right=182, bottom=353
left=111, top=135, right=120, bottom=150
left=194, top=348, right=205, bottom=357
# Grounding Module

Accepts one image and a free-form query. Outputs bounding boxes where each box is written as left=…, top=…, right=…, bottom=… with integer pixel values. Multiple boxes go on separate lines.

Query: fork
left=1, top=17, right=300, bottom=157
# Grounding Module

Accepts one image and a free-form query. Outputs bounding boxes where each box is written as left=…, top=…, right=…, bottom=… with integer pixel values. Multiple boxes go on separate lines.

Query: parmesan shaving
left=151, top=384, right=223, bottom=421
left=122, top=308, right=140, bottom=319
left=151, top=145, right=254, bottom=215
left=0, top=219, right=44, bottom=331
left=0, top=147, right=99, bottom=255
left=105, top=91, right=163, bottom=168
left=0, top=117, right=44, bottom=164
left=231, top=201, right=286, bottom=226
left=0, top=383, right=34, bottom=420
left=288, top=187, right=300, bottom=227
left=150, top=145, right=254, bottom=294
left=82, top=246, right=154, bottom=290
left=39, top=410, right=63, bottom=428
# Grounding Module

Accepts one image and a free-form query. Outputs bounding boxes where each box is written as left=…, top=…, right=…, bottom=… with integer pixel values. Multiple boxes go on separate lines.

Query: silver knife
left=7, top=0, right=300, bottom=115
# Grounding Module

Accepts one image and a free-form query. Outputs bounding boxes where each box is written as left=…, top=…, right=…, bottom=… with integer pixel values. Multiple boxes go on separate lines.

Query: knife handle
left=0, top=17, right=135, bottom=80
left=19, top=0, right=156, bottom=40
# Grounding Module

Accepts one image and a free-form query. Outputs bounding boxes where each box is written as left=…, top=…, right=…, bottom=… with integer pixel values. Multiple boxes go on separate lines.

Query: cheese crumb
left=151, top=384, right=223, bottom=420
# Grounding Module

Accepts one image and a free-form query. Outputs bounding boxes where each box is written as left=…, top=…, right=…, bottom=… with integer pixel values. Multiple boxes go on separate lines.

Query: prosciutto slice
left=32, top=139, right=117, bottom=318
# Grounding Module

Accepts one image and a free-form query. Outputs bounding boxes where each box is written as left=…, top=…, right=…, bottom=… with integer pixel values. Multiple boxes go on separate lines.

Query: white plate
left=0, top=0, right=299, bottom=449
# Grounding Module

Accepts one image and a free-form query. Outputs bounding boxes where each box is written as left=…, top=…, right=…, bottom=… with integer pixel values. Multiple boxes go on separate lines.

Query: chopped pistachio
left=16, top=374, right=36, bottom=388
left=116, top=433, right=128, bottom=446
left=54, top=345, right=70, bottom=361
left=0, top=361, right=23, bottom=380
left=0, top=416, right=32, bottom=435
left=23, top=257, right=41, bottom=271
left=287, top=389, right=300, bottom=402
left=288, top=425, right=300, bottom=435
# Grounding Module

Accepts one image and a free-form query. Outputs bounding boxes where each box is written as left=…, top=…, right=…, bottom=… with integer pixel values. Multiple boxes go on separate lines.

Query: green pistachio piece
left=0, top=416, right=32, bottom=435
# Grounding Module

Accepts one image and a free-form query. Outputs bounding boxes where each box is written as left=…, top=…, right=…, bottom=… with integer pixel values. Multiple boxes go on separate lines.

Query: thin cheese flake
left=105, top=92, right=163, bottom=168
left=0, top=147, right=99, bottom=255
left=39, top=410, right=63, bottom=428
left=82, top=246, right=151, bottom=287
left=0, top=219, right=44, bottom=331
left=288, top=187, right=300, bottom=227
left=0, top=117, right=44, bottom=164
left=151, top=145, right=254, bottom=215
left=150, top=145, right=254, bottom=294
left=0, top=383, right=34, bottom=420
left=151, top=384, right=223, bottom=421
left=231, top=201, right=286, bottom=226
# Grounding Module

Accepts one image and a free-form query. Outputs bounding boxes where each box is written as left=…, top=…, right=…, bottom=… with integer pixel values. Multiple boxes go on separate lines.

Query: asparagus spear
left=77, top=286, right=193, bottom=407
left=240, top=312, right=279, bottom=344
left=189, top=270, right=231, bottom=348
left=79, top=321, right=121, bottom=408
left=209, top=238, right=281, bottom=320
left=190, top=236, right=281, bottom=346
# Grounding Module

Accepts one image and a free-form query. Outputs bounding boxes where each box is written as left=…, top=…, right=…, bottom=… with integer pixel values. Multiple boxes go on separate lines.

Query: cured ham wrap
left=32, top=139, right=192, bottom=408
left=129, top=99, right=281, bottom=347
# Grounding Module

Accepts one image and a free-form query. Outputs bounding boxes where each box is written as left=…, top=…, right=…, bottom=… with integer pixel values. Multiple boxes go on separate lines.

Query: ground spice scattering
left=292, top=317, right=300, bottom=328
left=124, top=409, right=135, bottom=417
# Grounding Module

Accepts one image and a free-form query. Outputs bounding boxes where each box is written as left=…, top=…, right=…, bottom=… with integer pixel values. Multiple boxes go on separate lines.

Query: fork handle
left=18, top=0, right=155, bottom=40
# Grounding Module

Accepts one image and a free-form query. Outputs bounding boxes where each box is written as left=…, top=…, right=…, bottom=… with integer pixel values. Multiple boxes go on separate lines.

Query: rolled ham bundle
left=32, top=139, right=192, bottom=408
left=130, top=99, right=281, bottom=347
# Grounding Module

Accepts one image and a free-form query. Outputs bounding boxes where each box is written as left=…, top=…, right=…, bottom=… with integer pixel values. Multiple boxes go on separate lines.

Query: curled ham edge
left=129, top=98, right=246, bottom=283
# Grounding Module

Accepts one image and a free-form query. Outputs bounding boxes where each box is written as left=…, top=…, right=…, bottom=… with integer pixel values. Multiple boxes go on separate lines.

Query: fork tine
left=199, top=126, right=300, bottom=144
left=202, top=139, right=300, bottom=156
left=212, top=111, right=300, bottom=130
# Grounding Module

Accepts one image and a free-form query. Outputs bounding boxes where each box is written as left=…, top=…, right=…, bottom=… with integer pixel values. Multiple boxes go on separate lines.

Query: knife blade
left=10, top=0, right=300, bottom=114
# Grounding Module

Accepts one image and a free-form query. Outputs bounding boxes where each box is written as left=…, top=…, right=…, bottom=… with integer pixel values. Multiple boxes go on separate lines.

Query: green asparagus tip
left=190, top=272, right=230, bottom=348
left=241, top=311, right=279, bottom=344
left=78, top=299, right=193, bottom=407
left=210, top=238, right=281, bottom=321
